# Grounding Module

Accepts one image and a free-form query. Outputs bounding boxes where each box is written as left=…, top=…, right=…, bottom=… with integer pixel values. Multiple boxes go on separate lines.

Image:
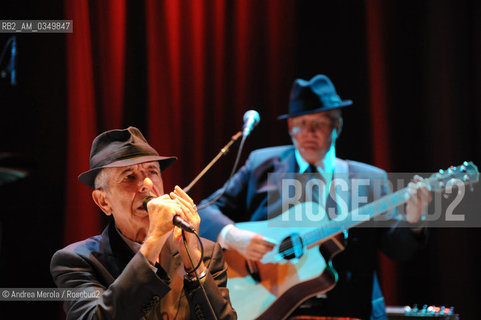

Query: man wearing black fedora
left=50, top=127, right=236, bottom=319
left=198, top=74, right=431, bottom=319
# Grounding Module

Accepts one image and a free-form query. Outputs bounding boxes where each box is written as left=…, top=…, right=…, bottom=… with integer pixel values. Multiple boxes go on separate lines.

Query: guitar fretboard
left=302, top=188, right=410, bottom=248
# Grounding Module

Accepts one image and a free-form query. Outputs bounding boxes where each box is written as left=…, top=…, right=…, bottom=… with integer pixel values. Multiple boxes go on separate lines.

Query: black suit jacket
left=51, top=223, right=237, bottom=320
left=199, top=145, right=426, bottom=320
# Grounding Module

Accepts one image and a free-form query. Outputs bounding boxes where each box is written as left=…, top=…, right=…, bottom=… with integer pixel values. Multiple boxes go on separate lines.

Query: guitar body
left=225, top=211, right=346, bottom=320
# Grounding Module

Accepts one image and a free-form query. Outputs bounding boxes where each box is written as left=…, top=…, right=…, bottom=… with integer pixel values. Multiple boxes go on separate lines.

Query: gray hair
left=94, top=168, right=113, bottom=191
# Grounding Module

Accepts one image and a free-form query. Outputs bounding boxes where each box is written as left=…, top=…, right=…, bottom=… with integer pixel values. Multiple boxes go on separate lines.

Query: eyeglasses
left=290, top=118, right=337, bottom=134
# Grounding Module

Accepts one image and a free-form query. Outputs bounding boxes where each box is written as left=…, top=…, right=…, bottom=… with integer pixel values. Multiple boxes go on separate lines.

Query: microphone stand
left=183, top=131, right=242, bottom=193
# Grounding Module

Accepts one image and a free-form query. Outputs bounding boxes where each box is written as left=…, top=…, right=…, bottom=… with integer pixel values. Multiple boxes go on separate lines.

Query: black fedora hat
left=278, top=74, right=352, bottom=119
left=78, top=127, right=176, bottom=188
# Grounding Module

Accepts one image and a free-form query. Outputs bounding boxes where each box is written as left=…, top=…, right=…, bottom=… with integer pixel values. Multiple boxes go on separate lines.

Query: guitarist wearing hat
left=198, top=74, right=432, bottom=320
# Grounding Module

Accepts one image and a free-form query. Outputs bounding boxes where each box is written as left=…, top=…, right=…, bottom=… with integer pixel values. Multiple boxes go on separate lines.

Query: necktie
left=306, top=164, right=318, bottom=174
left=305, top=164, right=323, bottom=203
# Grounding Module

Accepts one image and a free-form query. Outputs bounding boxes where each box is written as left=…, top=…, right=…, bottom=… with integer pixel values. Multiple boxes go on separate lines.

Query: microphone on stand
left=142, top=196, right=196, bottom=233
left=190, top=109, right=261, bottom=208
left=242, top=110, right=260, bottom=137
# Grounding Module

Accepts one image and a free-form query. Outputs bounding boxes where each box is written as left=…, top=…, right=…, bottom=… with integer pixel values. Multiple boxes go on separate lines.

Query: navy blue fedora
left=78, top=127, right=176, bottom=188
left=278, top=74, right=352, bottom=119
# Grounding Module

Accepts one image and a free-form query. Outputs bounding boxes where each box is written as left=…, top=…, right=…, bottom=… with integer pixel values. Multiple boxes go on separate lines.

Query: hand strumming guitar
left=223, top=226, right=275, bottom=261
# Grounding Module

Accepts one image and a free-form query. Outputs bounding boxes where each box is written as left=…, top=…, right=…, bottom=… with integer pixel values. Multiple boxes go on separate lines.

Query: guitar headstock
left=427, top=161, right=479, bottom=192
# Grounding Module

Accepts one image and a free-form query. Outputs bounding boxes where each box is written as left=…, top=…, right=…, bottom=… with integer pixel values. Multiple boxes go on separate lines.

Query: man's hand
left=169, top=186, right=206, bottom=274
left=405, top=175, right=432, bottom=223
left=145, top=195, right=180, bottom=237
left=140, top=194, right=181, bottom=265
left=224, top=226, right=276, bottom=261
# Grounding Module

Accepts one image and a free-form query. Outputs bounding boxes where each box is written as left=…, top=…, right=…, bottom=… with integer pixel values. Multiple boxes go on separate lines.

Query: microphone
left=10, top=36, right=16, bottom=86
left=242, top=110, right=260, bottom=137
left=142, top=196, right=196, bottom=233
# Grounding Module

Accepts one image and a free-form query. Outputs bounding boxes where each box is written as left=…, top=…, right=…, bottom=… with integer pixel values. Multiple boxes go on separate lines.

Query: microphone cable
left=182, top=230, right=218, bottom=320
left=182, top=229, right=204, bottom=274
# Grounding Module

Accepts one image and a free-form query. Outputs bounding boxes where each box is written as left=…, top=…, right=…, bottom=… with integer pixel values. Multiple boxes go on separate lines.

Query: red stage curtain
left=64, top=0, right=127, bottom=244
left=64, top=0, right=100, bottom=244
left=143, top=0, right=296, bottom=199
left=365, top=0, right=397, bottom=304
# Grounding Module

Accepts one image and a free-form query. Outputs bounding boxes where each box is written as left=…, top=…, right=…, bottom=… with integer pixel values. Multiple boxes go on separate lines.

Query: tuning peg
left=438, top=181, right=450, bottom=198
left=463, top=174, right=472, bottom=190
left=448, top=166, right=455, bottom=177
left=461, top=174, right=475, bottom=192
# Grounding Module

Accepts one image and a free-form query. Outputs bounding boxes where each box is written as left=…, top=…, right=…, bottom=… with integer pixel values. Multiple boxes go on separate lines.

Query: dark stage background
left=0, top=0, right=480, bottom=319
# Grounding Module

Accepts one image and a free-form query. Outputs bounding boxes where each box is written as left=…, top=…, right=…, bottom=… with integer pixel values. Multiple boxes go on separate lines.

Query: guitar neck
left=302, top=187, right=410, bottom=248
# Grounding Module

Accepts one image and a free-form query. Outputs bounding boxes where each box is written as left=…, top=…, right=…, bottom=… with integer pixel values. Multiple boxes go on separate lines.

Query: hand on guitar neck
left=223, top=225, right=276, bottom=261
left=405, top=175, right=433, bottom=224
